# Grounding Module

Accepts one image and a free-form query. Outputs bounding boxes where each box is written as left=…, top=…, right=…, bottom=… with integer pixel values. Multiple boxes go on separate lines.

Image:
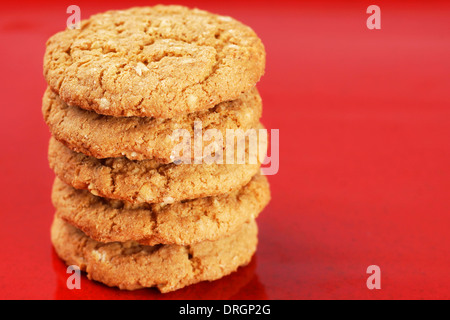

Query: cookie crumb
left=162, top=196, right=174, bottom=204
left=99, top=98, right=110, bottom=110
left=218, top=16, right=233, bottom=22
left=135, top=62, right=149, bottom=76
left=187, top=94, right=198, bottom=108
left=92, top=249, right=107, bottom=262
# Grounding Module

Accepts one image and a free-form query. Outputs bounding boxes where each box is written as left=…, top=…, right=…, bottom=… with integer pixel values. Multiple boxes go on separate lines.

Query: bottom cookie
left=51, top=217, right=258, bottom=293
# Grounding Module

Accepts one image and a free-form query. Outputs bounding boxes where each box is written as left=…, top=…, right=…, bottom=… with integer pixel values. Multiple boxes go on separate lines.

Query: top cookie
left=44, top=5, right=266, bottom=118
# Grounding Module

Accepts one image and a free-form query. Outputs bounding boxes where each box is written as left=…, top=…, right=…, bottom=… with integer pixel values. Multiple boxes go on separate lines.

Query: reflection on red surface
left=52, top=249, right=267, bottom=300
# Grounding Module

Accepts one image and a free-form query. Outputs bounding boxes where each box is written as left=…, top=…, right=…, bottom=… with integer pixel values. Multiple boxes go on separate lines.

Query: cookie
left=51, top=216, right=258, bottom=292
left=48, top=137, right=265, bottom=204
left=52, top=173, right=269, bottom=245
left=44, top=5, right=265, bottom=118
left=42, top=86, right=262, bottom=162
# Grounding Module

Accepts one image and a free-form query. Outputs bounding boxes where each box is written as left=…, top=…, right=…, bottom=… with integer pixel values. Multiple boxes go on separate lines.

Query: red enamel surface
left=0, top=0, right=448, bottom=299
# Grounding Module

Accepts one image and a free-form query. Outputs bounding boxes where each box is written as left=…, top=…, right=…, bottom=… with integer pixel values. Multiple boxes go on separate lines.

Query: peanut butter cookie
left=51, top=216, right=258, bottom=292
left=44, top=5, right=265, bottom=118
left=52, top=174, right=269, bottom=245
left=42, top=87, right=262, bottom=162
left=49, top=138, right=266, bottom=203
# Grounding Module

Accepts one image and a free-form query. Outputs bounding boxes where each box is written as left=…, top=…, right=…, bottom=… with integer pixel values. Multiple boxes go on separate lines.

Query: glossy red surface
left=0, top=0, right=448, bottom=300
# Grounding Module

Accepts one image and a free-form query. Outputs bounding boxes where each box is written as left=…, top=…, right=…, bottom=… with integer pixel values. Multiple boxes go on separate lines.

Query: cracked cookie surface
left=52, top=174, right=269, bottom=245
left=44, top=5, right=265, bottom=118
left=49, top=138, right=266, bottom=203
left=51, top=216, right=258, bottom=292
left=43, top=87, right=262, bottom=162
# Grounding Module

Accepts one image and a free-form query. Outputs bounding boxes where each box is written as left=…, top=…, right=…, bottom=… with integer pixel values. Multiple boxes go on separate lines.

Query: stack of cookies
left=42, top=5, right=269, bottom=293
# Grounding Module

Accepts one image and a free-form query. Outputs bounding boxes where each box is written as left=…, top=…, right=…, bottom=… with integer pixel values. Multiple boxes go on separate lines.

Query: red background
left=0, top=0, right=448, bottom=300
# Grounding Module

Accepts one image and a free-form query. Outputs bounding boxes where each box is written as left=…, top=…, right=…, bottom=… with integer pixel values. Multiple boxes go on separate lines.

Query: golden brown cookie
left=49, top=138, right=265, bottom=204
left=51, top=216, right=258, bottom=292
left=44, top=5, right=265, bottom=118
left=52, top=174, right=270, bottom=245
left=42, top=87, right=262, bottom=162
